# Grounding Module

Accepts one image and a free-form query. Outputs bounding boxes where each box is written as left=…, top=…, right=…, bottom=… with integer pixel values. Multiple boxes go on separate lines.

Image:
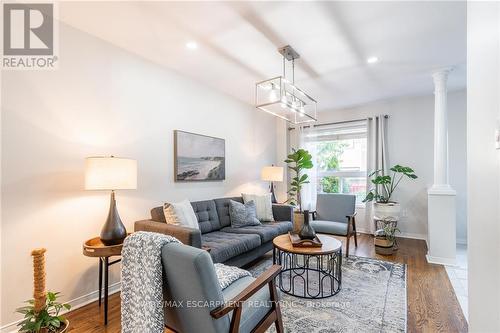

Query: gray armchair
left=161, top=242, right=283, bottom=333
left=311, top=193, right=357, bottom=257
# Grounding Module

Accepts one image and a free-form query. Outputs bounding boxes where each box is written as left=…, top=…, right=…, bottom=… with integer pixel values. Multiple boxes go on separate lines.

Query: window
left=304, top=121, right=367, bottom=204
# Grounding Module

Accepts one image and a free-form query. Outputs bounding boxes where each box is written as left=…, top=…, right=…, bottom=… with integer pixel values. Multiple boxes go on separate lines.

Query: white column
left=432, top=70, right=451, bottom=188
left=427, top=68, right=457, bottom=265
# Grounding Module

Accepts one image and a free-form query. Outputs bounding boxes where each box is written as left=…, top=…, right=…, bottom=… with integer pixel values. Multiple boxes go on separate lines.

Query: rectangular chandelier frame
left=255, top=76, right=317, bottom=125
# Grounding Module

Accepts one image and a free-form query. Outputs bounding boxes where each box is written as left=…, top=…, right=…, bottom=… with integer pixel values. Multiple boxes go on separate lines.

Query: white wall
left=0, top=23, right=277, bottom=328
left=283, top=90, right=467, bottom=241
left=467, top=2, right=500, bottom=331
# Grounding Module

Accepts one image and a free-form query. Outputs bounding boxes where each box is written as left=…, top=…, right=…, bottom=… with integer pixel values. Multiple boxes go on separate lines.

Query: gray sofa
left=135, top=196, right=294, bottom=267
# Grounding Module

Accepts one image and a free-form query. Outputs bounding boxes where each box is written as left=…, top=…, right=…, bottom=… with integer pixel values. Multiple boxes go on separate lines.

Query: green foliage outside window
left=320, top=176, right=340, bottom=193
left=316, top=141, right=348, bottom=171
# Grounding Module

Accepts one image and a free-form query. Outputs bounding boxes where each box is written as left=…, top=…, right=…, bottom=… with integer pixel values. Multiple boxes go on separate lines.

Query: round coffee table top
left=273, top=233, right=342, bottom=255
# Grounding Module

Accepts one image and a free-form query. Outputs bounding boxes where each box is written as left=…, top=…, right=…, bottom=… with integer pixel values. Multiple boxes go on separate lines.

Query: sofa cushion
left=214, top=197, right=244, bottom=228
left=202, top=231, right=261, bottom=263
left=191, top=200, right=221, bottom=233
left=242, top=193, right=274, bottom=222
left=229, top=200, right=261, bottom=228
left=310, top=220, right=348, bottom=236
left=221, top=221, right=292, bottom=243
left=221, top=276, right=272, bottom=333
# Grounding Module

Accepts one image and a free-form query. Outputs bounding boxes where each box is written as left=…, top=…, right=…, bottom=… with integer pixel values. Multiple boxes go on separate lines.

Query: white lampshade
left=85, top=157, right=137, bottom=190
left=261, top=166, right=284, bottom=182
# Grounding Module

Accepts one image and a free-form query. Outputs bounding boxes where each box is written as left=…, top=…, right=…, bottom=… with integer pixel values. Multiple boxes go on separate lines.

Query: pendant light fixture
left=255, top=45, right=317, bottom=124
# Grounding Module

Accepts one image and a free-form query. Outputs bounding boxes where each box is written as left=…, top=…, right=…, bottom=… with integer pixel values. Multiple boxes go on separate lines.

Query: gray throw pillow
left=229, top=200, right=261, bottom=228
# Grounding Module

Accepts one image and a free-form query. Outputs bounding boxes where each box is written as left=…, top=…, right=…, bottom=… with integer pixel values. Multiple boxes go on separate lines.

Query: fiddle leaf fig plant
left=363, top=164, right=418, bottom=204
left=284, top=148, right=313, bottom=211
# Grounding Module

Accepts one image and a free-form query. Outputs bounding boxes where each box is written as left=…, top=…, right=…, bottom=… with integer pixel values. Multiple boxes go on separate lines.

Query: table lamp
left=85, top=156, right=137, bottom=245
left=261, top=165, right=283, bottom=203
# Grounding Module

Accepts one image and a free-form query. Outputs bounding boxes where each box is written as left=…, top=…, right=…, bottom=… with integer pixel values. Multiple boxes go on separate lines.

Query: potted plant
left=16, top=292, right=71, bottom=333
left=284, top=148, right=313, bottom=233
left=374, top=224, right=400, bottom=255
left=16, top=249, right=70, bottom=333
left=363, top=164, right=418, bottom=220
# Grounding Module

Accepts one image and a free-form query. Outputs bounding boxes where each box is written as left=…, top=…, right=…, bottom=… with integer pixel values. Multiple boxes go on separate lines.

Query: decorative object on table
left=298, top=209, right=316, bottom=240
left=85, top=156, right=137, bottom=246
left=16, top=249, right=71, bottom=333
left=288, top=231, right=322, bottom=248
left=162, top=199, right=200, bottom=230
left=255, top=45, right=317, bottom=125
left=310, top=193, right=357, bottom=257
left=284, top=148, right=313, bottom=232
left=260, top=165, right=284, bottom=203
left=242, top=192, right=274, bottom=221
left=249, top=254, right=406, bottom=332
left=363, top=164, right=418, bottom=223
left=273, top=234, right=342, bottom=299
left=174, top=130, right=225, bottom=181
left=228, top=199, right=261, bottom=228
left=83, top=235, right=126, bottom=325
left=374, top=224, right=400, bottom=255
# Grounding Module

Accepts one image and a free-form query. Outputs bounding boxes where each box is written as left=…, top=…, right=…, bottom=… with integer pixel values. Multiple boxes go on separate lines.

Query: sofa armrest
left=134, top=220, right=202, bottom=248
left=272, top=204, right=294, bottom=222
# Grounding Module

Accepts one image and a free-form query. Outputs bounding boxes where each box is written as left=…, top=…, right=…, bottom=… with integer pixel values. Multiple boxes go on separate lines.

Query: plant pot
left=293, top=212, right=304, bottom=233
left=373, top=202, right=401, bottom=221
left=374, top=237, right=395, bottom=255
left=40, top=320, right=69, bottom=333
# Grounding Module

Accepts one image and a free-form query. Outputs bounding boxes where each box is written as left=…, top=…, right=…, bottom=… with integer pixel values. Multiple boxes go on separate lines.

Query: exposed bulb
left=269, top=89, right=278, bottom=101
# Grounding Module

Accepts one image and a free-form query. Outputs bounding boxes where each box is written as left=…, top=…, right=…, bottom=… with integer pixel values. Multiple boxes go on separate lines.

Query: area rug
left=247, top=254, right=406, bottom=333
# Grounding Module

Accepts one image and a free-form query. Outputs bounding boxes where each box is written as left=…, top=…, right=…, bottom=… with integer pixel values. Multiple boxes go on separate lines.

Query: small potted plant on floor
left=363, top=164, right=418, bottom=221
left=284, top=148, right=313, bottom=234
left=17, top=291, right=71, bottom=333
left=374, top=224, right=400, bottom=255
left=16, top=249, right=71, bottom=333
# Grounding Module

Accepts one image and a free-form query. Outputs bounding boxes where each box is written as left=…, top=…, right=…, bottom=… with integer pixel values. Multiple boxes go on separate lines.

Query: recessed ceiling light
left=367, top=56, right=379, bottom=64
left=186, top=41, right=198, bottom=50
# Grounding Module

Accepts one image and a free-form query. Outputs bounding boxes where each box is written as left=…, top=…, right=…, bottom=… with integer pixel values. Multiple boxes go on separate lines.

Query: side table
left=83, top=236, right=124, bottom=325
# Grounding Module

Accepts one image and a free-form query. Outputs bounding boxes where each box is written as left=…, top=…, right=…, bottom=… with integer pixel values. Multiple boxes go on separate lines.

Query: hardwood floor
left=65, top=234, right=468, bottom=333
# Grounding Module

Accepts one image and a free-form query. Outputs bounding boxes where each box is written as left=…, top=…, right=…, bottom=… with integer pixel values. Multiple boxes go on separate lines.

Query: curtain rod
left=288, top=115, right=389, bottom=131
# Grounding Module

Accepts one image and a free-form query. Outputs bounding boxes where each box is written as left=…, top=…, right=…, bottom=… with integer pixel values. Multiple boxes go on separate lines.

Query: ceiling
left=59, top=1, right=466, bottom=111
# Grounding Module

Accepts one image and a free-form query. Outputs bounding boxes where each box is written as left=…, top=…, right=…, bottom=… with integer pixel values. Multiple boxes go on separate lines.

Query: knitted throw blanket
left=121, top=231, right=251, bottom=333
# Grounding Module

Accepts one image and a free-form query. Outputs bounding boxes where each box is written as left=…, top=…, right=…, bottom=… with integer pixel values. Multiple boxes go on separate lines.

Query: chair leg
left=353, top=218, right=358, bottom=247
left=345, top=234, right=350, bottom=257
left=270, top=279, right=283, bottom=333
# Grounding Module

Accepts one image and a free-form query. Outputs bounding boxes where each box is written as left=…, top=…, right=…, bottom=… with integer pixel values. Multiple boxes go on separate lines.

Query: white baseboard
left=426, top=254, right=457, bottom=266
left=356, top=228, right=428, bottom=242
left=0, top=282, right=121, bottom=333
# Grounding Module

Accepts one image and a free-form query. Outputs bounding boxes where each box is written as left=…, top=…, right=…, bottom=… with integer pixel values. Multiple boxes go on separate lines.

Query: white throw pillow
left=162, top=203, right=180, bottom=225
left=163, top=199, right=199, bottom=230
left=242, top=193, right=274, bottom=222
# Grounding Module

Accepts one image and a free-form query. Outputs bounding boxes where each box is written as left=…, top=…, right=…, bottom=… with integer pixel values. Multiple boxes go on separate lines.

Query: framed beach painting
left=174, top=130, right=225, bottom=181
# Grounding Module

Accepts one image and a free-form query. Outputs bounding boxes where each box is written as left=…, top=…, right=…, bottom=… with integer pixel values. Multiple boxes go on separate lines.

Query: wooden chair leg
left=270, top=279, right=284, bottom=333
left=353, top=218, right=358, bottom=247
left=345, top=233, right=350, bottom=257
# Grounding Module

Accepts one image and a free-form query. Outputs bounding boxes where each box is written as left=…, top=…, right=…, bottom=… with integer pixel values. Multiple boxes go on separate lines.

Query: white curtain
left=366, top=115, right=389, bottom=233
left=288, top=126, right=318, bottom=211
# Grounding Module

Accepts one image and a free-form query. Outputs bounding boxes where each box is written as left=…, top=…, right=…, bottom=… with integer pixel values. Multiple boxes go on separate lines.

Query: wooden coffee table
left=272, top=233, right=342, bottom=299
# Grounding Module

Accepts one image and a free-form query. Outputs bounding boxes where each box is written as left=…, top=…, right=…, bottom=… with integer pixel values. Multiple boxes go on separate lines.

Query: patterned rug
left=247, top=254, right=406, bottom=333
